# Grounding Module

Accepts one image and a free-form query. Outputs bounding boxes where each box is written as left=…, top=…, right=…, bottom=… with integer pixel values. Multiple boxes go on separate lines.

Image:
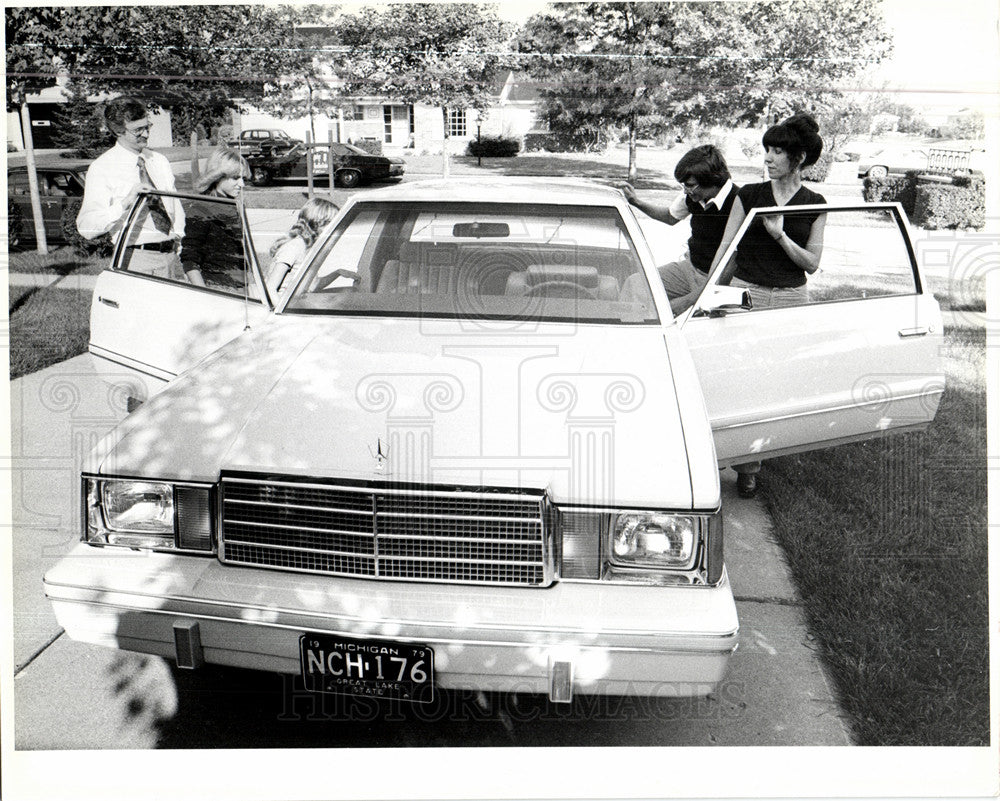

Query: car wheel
left=251, top=167, right=272, bottom=186
left=336, top=169, right=362, bottom=188
left=867, top=165, right=889, bottom=179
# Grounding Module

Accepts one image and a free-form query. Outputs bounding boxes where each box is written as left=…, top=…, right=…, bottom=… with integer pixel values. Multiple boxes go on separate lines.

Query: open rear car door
left=88, top=192, right=274, bottom=405
left=680, top=203, right=945, bottom=466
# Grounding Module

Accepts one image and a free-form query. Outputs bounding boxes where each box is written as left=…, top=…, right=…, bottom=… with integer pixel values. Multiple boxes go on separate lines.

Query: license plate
left=299, top=633, right=434, bottom=703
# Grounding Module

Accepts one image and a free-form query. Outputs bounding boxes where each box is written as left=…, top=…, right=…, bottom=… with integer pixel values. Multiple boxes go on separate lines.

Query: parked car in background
left=7, top=163, right=89, bottom=249
left=243, top=141, right=405, bottom=188
left=858, top=143, right=985, bottom=179
left=44, top=180, right=943, bottom=707
left=321, top=142, right=406, bottom=188
left=228, top=128, right=302, bottom=157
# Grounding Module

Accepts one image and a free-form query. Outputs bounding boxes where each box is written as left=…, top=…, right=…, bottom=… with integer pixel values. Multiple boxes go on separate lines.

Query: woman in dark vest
left=710, top=113, right=826, bottom=310
left=623, top=144, right=738, bottom=315
left=710, top=113, right=826, bottom=498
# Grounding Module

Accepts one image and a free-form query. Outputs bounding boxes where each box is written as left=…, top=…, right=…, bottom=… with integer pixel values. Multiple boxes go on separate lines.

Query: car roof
left=8, top=162, right=89, bottom=175
left=357, top=177, right=625, bottom=205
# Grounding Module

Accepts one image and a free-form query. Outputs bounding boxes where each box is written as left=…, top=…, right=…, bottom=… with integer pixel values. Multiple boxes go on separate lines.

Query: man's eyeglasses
left=682, top=179, right=701, bottom=190
left=126, top=124, right=152, bottom=135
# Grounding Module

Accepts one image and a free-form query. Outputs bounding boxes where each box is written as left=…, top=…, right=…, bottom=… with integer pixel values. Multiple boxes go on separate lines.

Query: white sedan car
left=44, top=179, right=944, bottom=705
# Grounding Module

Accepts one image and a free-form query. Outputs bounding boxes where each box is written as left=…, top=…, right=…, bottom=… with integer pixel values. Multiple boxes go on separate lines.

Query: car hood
left=93, top=316, right=706, bottom=508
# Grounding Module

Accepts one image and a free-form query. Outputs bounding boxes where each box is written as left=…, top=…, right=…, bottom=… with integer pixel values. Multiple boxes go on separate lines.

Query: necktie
left=137, top=155, right=173, bottom=235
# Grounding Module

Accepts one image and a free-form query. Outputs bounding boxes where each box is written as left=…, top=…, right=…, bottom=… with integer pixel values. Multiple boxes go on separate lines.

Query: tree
left=8, top=6, right=311, bottom=143
left=50, top=79, right=114, bottom=157
left=253, top=6, right=345, bottom=142
left=514, top=4, right=682, bottom=176
left=333, top=3, right=515, bottom=173
left=516, top=1, right=893, bottom=177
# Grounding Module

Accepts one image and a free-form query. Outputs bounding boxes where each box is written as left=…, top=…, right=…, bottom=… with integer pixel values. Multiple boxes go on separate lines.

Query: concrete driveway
left=7, top=353, right=852, bottom=749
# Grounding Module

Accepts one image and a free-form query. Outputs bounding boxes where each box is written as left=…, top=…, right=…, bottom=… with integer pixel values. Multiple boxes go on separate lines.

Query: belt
left=128, top=240, right=177, bottom=253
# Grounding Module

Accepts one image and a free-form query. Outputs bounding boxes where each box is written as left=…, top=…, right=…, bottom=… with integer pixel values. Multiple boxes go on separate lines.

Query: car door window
left=119, top=194, right=263, bottom=302
left=701, top=205, right=919, bottom=313
left=805, top=208, right=919, bottom=303
left=10, top=173, right=29, bottom=195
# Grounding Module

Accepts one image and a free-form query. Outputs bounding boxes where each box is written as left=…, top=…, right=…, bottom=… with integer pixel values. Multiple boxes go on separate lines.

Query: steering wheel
left=525, top=280, right=596, bottom=299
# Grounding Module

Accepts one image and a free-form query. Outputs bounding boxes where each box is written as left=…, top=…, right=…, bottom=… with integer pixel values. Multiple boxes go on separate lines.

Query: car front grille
left=219, top=475, right=552, bottom=586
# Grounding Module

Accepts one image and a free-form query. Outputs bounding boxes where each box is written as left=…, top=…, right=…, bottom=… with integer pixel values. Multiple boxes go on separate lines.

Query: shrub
left=802, top=152, right=834, bottom=182
left=913, top=178, right=986, bottom=230
left=523, top=131, right=607, bottom=153
left=862, top=172, right=918, bottom=216
left=466, top=136, right=520, bottom=158
left=351, top=138, right=382, bottom=155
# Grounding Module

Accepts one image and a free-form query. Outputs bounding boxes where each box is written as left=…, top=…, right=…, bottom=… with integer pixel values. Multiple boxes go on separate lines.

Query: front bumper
left=44, top=544, right=738, bottom=700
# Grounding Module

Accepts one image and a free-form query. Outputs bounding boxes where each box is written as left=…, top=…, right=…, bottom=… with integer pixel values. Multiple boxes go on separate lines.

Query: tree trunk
left=627, top=124, right=638, bottom=182
left=19, top=102, right=48, bottom=254
left=190, top=131, right=200, bottom=185
left=441, top=106, right=450, bottom=178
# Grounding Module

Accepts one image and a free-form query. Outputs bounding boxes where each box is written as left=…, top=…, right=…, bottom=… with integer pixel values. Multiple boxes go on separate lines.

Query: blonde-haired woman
left=266, top=197, right=339, bottom=294
left=181, top=147, right=250, bottom=287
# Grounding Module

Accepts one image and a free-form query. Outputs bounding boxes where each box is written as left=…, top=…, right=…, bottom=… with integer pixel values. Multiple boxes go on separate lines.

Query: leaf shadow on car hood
left=94, top=316, right=698, bottom=508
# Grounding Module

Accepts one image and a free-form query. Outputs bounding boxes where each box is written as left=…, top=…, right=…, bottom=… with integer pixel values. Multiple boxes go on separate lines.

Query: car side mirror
left=692, top=285, right=753, bottom=318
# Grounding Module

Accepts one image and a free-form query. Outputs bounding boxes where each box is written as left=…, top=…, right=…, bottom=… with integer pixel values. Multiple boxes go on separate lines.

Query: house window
left=342, top=105, right=365, bottom=121
left=447, top=109, right=467, bottom=138
left=383, top=105, right=392, bottom=143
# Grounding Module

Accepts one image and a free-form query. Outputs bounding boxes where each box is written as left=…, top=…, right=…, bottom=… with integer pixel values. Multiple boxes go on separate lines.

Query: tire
left=336, top=169, right=362, bottom=188
left=251, top=166, right=272, bottom=186
left=867, top=165, right=889, bottom=179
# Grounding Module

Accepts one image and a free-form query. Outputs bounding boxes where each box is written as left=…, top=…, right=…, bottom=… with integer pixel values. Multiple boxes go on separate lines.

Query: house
left=232, top=72, right=543, bottom=155
left=7, top=71, right=543, bottom=157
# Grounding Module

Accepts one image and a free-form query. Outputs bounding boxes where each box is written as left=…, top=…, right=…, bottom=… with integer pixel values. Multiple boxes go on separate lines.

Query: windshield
left=283, top=201, right=659, bottom=324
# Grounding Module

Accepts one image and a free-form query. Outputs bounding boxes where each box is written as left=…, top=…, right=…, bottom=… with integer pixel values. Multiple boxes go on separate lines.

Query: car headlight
left=84, top=477, right=215, bottom=552
left=611, top=512, right=698, bottom=569
left=102, top=481, right=174, bottom=534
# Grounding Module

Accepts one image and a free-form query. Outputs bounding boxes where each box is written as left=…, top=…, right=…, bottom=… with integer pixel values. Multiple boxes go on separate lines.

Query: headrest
left=526, top=264, right=599, bottom=288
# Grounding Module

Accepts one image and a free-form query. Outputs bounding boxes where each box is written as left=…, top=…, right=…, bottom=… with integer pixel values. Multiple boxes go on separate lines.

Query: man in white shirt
left=622, top=145, right=737, bottom=315
left=77, top=98, right=185, bottom=279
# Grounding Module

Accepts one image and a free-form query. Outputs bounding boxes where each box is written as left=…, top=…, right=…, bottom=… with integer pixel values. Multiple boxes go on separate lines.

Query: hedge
left=351, top=138, right=383, bottom=155
left=802, top=152, right=833, bottom=183
left=862, top=171, right=985, bottom=229
left=913, top=177, right=986, bottom=230
left=863, top=172, right=918, bottom=216
left=465, top=136, right=520, bottom=158
left=523, top=131, right=608, bottom=153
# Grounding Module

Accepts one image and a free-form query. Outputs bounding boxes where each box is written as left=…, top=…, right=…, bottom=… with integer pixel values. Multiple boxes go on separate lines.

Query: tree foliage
left=333, top=4, right=515, bottom=114
left=6, top=7, right=67, bottom=107
left=515, top=0, right=893, bottom=169
left=6, top=5, right=317, bottom=139
left=50, top=79, right=115, bottom=157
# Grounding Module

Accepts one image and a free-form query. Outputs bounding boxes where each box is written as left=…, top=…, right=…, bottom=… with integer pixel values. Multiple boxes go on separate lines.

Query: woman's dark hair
left=762, top=112, right=823, bottom=169
left=674, top=144, right=731, bottom=188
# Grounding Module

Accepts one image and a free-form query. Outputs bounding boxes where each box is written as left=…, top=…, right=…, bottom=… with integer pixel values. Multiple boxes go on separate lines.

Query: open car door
left=680, top=203, right=945, bottom=467
left=89, top=192, right=275, bottom=405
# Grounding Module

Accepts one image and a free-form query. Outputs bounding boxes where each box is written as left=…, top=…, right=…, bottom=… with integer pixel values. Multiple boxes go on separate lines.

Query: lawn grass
left=8, top=285, right=92, bottom=379
left=760, top=327, right=988, bottom=745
